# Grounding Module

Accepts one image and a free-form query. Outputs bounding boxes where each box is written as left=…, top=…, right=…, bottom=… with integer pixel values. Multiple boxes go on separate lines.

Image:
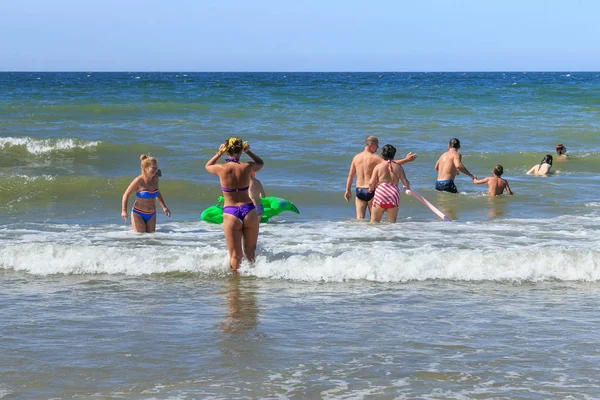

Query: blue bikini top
left=136, top=189, right=159, bottom=199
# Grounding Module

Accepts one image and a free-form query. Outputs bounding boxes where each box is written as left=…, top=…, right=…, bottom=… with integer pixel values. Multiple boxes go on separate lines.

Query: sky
left=1, top=0, right=598, bottom=71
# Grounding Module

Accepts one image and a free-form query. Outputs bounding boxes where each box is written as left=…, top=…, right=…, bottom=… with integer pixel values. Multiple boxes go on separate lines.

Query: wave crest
left=0, top=136, right=100, bottom=155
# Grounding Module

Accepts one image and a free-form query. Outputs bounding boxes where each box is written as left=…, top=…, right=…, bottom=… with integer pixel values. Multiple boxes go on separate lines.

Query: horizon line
left=2, top=70, right=599, bottom=73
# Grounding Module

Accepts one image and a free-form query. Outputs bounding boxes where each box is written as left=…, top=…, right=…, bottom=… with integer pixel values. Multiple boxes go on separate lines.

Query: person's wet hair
left=493, top=165, right=503, bottom=176
left=381, top=144, right=396, bottom=161
left=556, top=143, right=566, bottom=155
left=449, top=138, right=461, bottom=149
left=540, top=154, right=553, bottom=166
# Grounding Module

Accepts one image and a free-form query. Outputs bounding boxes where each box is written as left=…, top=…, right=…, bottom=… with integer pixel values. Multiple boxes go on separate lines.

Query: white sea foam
left=12, top=174, right=56, bottom=182
left=1, top=217, right=599, bottom=281
left=0, top=136, right=100, bottom=154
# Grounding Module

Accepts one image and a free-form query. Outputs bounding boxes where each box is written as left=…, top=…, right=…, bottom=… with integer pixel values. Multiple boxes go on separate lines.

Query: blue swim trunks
left=355, top=187, right=375, bottom=202
left=435, top=179, right=458, bottom=194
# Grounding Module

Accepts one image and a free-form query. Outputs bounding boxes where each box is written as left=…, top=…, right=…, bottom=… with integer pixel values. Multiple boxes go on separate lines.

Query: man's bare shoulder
left=369, top=152, right=383, bottom=161
left=437, top=151, right=452, bottom=162
left=354, top=151, right=381, bottom=163
left=352, top=151, right=368, bottom=161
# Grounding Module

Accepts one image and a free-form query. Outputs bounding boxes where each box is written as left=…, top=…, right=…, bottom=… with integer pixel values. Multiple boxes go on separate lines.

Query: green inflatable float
left=201, top=196, right=300, bottom=224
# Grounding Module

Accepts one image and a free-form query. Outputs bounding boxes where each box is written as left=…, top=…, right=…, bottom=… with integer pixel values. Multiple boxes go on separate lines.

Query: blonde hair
left=224, top=137, right=244, bottom=156
left=140, top=154, right=157, bottom=174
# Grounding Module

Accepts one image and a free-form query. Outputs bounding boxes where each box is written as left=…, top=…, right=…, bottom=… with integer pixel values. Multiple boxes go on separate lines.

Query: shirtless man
left=474, top=165, right=513, bottom=196
left=344, top=135, right=417, bottom=219
left=434, top=138, right=476, bottom=193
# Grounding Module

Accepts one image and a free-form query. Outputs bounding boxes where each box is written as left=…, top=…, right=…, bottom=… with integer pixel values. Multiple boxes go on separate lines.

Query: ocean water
left=1, top=72, right=600, bottom=398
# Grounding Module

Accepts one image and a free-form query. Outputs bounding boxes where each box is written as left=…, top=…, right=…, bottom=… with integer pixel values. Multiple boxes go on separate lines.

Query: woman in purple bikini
left=205, top=138, right=264, bottom=272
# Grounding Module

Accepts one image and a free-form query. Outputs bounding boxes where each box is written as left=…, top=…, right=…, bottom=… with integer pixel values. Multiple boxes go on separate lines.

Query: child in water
left=474, top=165, right=513, bottom=196
left=555, top=143, right=568, bottom=159
left=249, top=172, right=266, bottom=221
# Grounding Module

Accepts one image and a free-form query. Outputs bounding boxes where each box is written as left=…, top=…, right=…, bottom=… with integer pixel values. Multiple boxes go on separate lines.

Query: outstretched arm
left=395, top=152, right=418, bottom=166
left=344, top=160, right=356, bottom=202
left=455, top=155, right=476, bottom=180
left=473, top=177, right=489, bottom=185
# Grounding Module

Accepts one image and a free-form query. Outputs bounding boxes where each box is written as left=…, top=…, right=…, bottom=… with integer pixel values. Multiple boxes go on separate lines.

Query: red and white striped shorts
left=373, top=182, right=400, bottom=209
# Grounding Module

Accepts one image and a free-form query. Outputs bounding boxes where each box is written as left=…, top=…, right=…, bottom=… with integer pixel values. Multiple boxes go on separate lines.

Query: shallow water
left=2, top=72, right=600, bottom=398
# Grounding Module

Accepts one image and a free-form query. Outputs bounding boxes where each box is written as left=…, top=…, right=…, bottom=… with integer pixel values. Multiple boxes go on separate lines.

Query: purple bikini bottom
left=223, top=203, right=256, bottom=222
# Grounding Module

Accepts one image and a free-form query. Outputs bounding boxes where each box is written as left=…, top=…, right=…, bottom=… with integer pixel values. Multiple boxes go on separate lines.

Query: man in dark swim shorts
left=435, top=179, right=458, bottom=193
left=434, top=138, right=476, bottom=193
left=355, top=187, right=375, bottom=202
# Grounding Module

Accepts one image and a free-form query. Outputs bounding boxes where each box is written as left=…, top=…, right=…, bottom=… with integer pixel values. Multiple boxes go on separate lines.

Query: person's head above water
left=540, top=154, right=553, bottom=166
left=381, top=144, right=397, bottom=161
left=449, top=138, right=461, bottom=149
left=556, top=143, right=567, bottom=155
left=493, top=165, right=504, bottom=177
left=365, top=135, right=379, bottom=150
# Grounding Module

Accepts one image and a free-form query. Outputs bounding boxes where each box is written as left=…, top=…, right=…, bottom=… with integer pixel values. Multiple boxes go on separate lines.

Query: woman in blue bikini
left=205, top=138, right=264, bottom=272
left=121, top=154, right=171, bottom=233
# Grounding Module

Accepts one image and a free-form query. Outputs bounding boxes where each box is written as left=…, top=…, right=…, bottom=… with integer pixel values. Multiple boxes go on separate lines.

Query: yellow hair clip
left=227, top=138, right=239, bottom=149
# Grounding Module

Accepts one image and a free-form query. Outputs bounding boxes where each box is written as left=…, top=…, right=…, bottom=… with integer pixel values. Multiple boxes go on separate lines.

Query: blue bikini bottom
left=132, top=207, right=156, bottom=223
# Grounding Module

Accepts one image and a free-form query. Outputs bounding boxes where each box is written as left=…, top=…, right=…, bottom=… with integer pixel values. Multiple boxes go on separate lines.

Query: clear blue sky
left=1, top=0, right=598, bottom=71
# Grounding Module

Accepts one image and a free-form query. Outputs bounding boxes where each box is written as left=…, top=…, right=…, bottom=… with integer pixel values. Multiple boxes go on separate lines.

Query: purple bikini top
left=221, top=157, right=248, bottom=192
left=221, top=185, right=249, bottom=193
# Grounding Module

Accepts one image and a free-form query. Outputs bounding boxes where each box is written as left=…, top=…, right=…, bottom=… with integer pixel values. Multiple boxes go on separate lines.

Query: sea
left=1, top=72, right=600, bottom=399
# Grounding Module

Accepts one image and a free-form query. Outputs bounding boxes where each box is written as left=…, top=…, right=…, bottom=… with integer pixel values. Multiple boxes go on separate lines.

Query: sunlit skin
left=527, top=155, right=559, bottom=176
left=368, top=146, right=411, bottom=223
left=345, top=136, right=417, bottom=219
left=474, top=166, right=513, bottom=196
left=121, top=157, right=170, bottom=233
left=205, top=140, right=264, bottom=272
